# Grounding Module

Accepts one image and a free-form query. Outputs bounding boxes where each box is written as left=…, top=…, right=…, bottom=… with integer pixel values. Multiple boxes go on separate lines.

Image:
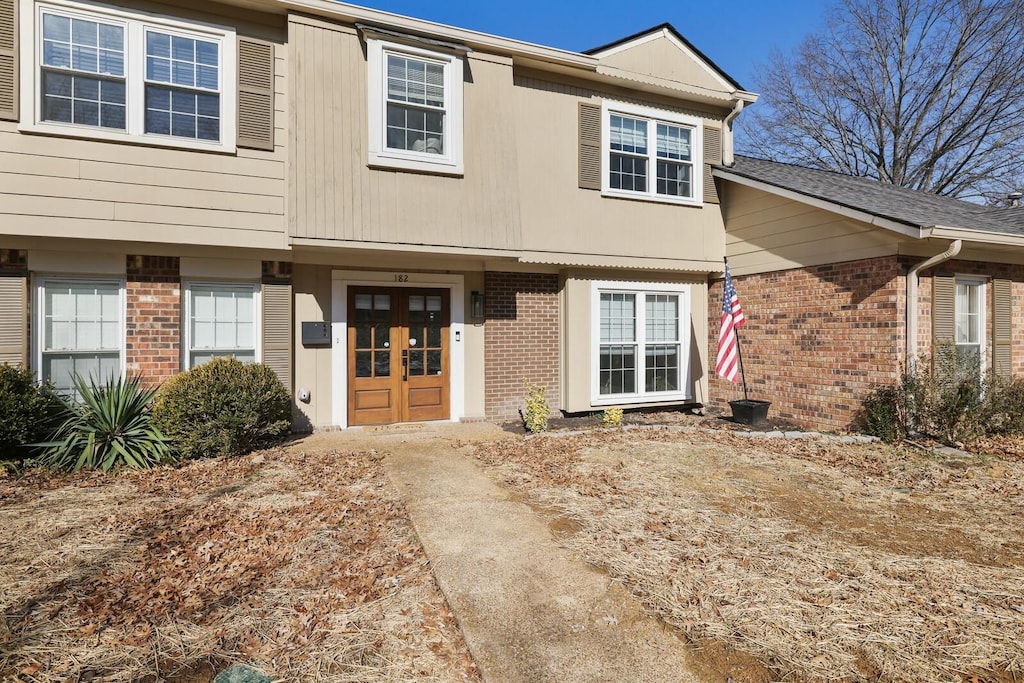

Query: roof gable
left=586, top=24, right=743, bottom=94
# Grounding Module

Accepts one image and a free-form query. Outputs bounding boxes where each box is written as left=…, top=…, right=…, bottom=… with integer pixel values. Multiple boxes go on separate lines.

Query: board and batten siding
left=514, top=73, right=726, bottom=263
left=721, top=183, right=903, bottom=275
left=288, top=16, right=522, bottom=251
left=0, top=5, right=287, bottom=251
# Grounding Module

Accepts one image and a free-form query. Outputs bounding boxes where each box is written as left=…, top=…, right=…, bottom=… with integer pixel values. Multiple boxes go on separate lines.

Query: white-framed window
left=184, top=282, right=259, bottom=368
left=590, top=281, right=691, bottom=405
left=366, top=38, right=464, bottom=175
left=36, top=277, right=125, bottom=394
left=21, top=0, right=236, bottom=151
left=955, top=276, right=985, bottom=378
left=601, top=101, right=702, bottom=205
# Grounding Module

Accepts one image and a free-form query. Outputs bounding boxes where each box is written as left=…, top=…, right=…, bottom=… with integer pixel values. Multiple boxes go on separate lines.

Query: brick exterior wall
left=708, top=256, right=904, bottom=431
left=126, top=255, right=181, bottom=385
left=484, top=271, right=560, bottom=421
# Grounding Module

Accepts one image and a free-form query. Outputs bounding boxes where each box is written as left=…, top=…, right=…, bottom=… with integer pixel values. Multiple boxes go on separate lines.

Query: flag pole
left=724, top=257, right=750, bottom=402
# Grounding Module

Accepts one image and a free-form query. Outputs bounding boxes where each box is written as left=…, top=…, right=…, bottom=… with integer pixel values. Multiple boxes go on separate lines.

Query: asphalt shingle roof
left=716, top=155, right=1024, bottom=237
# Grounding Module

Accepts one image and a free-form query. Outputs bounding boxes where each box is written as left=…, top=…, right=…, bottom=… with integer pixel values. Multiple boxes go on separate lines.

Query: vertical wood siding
left=289, top=18, right=522, bottom=250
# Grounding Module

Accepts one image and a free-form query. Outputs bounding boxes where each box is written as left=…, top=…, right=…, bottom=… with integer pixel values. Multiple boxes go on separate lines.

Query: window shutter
left=0, top=0, right=17, bottom=122
left=262, top=281, right=291, bottom=392
left=0, top=275, right=26, bottom=366
left=237, top=37, right=275, bottom=151
left=993, top=278, right=1012, bottom=379
left=578, top=101, right=601, bottom=190
left=932, top=273, right=955, bottom=344
left=703, top=126, right=721, bottom=203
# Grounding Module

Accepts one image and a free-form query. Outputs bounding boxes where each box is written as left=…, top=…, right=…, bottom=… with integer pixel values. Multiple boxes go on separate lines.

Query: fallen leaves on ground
left=0, top=446, right=479, bottom=682
left=475, top=428, right=1024, bottom=683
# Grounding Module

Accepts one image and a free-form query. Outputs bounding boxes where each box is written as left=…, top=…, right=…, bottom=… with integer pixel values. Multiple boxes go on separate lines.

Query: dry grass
left=0, top=445, right=479, bottom=682
left=475, top=428, right=1024, bottom=682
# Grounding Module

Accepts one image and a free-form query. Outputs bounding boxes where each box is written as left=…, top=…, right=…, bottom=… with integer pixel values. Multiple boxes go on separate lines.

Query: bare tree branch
left=739, top=0, right=1024, bottom=203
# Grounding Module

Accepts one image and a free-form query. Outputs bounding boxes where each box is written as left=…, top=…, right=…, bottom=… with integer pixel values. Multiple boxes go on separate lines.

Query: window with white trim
left=366, top=38, right=464, bottom=174
left=602, top=101, right=702, bottom=205
left=25, top=1, right=236, bottom=150
left=185, top=283, right=259, bottom=368
left=955, top=277, right=985, bottom=378
left=592, top=282, right=690, bottom=403
left=38, top=278, right=124, bottom=394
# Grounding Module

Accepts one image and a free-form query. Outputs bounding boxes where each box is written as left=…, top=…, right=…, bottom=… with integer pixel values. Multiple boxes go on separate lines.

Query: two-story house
left=0, top=0, right=757, bottom=430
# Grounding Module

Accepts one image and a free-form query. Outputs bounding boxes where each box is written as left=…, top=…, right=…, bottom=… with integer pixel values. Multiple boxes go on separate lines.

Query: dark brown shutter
left=993, top=278, right=1012, bottom=379
left=262, top=282, right=291, bottom=391
left=237, top=37, right=275, bottom=151
left=0, top=0, right=17, bottom=122
left=703, top=126, right=722, bottom=203
left=0, top=275, right=26, bottom=366
left=578, top=101, right=601, bottom=190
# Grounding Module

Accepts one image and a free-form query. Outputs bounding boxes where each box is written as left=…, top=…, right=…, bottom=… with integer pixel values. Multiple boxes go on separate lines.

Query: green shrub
left=37, top=373, right=172, bottom=472
left=153, top=357, right=291, bottom=460
left=522, top=378, right=549, bottom=433
left=601, top=407, right=624, bottom=429
left=0, top=365, right=63, bottom=460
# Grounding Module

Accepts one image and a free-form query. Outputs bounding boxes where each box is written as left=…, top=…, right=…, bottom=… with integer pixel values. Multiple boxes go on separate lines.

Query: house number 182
left=394, top=274, right=409, bottom=282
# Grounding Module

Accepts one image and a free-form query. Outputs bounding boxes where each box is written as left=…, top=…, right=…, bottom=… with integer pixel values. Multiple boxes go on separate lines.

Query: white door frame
left=331, top=270, right=465, bottom=428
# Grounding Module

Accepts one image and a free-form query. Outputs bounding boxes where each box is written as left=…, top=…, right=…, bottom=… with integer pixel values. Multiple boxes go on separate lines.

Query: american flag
left=715, top=264, right=745, bottom=382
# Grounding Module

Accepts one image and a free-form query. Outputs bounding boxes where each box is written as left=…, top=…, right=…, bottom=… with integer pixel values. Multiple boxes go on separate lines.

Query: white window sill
left=368, top=150, right=464, bottom=176
left=18, top=121, right=237, bottom=155
left=601, top=188, right=702, bottom=207
left=590, top=392, right=691, bottom=407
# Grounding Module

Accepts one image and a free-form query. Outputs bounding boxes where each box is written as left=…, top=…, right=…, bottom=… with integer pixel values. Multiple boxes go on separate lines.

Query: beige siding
left=292, top=263, right=334, bottom=430
left=288, top=17, right=522, bottom=250
left=561, top=271, right=708, bottom=414
left=596, top=34, right=731, bottom=94
left=722, top=183, right=902, bottom=275
left=1, top=2, right=287, bottom=250
left=514, top=75, right=727, bottom=263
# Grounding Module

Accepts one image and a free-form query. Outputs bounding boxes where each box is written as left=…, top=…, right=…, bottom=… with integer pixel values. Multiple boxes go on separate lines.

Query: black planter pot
left=729, top=399, right=771, bottom=426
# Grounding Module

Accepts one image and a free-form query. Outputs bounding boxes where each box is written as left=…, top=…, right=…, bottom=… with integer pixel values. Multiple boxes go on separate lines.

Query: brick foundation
left=484, top=271, right=560, bottom=421
left=708, top=257, right=904, bottom=431
left=126, top=255, right=181, bottom=385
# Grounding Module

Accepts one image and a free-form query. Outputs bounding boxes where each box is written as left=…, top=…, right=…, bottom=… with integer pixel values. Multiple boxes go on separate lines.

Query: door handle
left=401, top=349, right=408, bottom=381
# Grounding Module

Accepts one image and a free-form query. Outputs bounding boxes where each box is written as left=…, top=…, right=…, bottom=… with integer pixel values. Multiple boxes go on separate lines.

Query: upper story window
left=366, top=37, right=464, bottom=175
left=602, top=101, right=702, bottom=205
left=23, top=0, right=236, bottom=151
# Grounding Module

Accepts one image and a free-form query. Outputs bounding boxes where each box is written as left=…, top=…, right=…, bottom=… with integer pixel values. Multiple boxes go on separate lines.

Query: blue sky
left=354, top=0, right=834, bottom=91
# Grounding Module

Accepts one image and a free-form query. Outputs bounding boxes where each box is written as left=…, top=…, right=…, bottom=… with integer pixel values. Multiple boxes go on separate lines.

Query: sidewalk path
left=375, top=423, right=703, bottom=683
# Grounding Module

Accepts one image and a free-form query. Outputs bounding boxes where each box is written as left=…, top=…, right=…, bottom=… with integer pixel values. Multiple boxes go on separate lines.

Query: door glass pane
left=427, top=322, right=441, bottom=348
left=427, top=350, right=441, bottom=375
left=409, top=295, right=424, bottom=313
left=356, top=324, right=371, bottom=349
left=426, top=295, right=442, bottom=312
left=408, top=350, right=425, bottom=375
left=374, top=351, right=390, bottom=377
left=374, top=323, right=390, bottom=349
left=355, top=351, right=372, bottom=377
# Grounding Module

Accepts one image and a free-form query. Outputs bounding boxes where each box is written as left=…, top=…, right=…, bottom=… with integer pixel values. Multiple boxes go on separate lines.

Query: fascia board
left=277, top=0, right=597, bottom=70
left=713, top=168, right=927, bottom=239
left=930, top=226, right=1024, bottom=247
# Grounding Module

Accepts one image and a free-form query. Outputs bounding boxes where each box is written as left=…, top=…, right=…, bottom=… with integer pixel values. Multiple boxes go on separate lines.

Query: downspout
left=721, top=98, right=744, bottom=166
left=906, top=239, right=962, bottom=370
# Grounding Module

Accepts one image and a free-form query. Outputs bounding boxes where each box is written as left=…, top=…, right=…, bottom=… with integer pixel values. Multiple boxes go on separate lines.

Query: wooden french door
left=348, top=287, right=450, bottom=426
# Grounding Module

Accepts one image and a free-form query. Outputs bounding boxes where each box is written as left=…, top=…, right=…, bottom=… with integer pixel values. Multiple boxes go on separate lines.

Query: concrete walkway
left=374, top=423, right=703, bottom=683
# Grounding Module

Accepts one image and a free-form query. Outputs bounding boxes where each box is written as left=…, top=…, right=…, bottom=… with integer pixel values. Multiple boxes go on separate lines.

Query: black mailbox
left=301, top=321, right=331, bottom=346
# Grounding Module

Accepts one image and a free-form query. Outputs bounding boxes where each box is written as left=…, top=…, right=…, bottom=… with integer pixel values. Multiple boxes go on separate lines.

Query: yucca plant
left=37, top=373, right=173, bottom=472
